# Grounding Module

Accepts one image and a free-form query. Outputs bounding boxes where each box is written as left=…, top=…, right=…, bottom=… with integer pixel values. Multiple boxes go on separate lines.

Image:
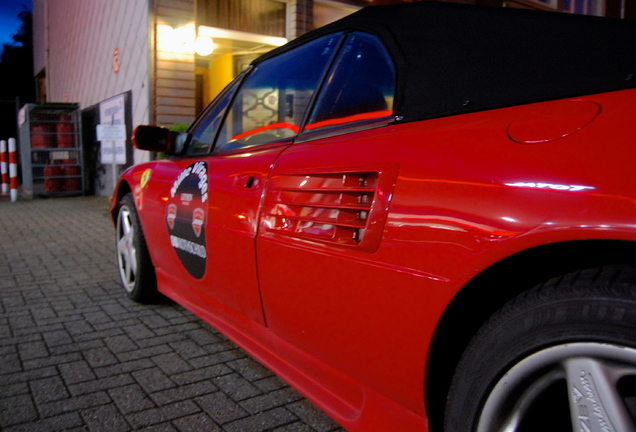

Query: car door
left=148, top=33, right=343, bottom=326
left=256, top=32, right=432, bottom=410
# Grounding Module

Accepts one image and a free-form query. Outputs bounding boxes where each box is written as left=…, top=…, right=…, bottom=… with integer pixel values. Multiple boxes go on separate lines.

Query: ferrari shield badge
left=140, top=169, right=152, bottom=189
left=166, top=161, right=208, bottom=279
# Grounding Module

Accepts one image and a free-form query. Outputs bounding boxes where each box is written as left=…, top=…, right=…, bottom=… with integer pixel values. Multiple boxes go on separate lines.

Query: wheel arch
left=110, top=180, right=132, bottom=223
left=424, top=239, right=636, bottom=432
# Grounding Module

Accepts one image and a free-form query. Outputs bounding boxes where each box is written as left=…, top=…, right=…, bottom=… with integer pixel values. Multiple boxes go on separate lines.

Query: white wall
left=32, top=0, right=154, bottom=197
left=33, top=0, right=152, bottom=136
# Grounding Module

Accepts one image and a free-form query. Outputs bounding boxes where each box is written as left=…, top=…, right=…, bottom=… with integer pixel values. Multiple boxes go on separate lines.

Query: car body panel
left=256, top=88, right=636, bottom=416
left=111, top=3, right=636, bottom=430
left=122, top=144, right=292, bottom=325
left=113, top=88, right=636, bottom=430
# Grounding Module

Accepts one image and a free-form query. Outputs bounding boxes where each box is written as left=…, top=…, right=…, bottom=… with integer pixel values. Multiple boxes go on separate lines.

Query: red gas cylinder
left=31, top=125, right=53, bottom=148
left=57, top=115, right=74, bottom=148
left=61, top=159, right=81, bottom=191
left=43, top=165, right=63, bottom=192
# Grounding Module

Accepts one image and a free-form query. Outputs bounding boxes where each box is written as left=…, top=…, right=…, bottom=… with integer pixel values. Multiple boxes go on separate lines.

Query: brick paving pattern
left=0, top=197, right=345, bottom=432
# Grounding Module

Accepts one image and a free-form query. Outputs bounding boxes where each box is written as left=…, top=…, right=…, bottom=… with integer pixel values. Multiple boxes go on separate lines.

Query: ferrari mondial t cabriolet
left=111, top=2, right=636, bottom=431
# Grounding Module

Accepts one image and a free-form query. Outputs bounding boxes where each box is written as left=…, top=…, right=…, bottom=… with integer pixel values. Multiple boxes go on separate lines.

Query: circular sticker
left=166, top=161, right=208, bottom=279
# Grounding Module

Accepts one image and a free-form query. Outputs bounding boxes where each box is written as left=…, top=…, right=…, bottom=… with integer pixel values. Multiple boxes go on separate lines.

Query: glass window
left=213, top=33, right=342, bottom=152
left=305, top=32, right=395, bottom=132
left=198, top=0, right=286, bottom=38
left=563, top=0, right=603, bottom=15
left=187, top=76, right=241, bottom=155
left=530, top=0, right=603, bottom=16
left=314, top=2, right=359, bottom=28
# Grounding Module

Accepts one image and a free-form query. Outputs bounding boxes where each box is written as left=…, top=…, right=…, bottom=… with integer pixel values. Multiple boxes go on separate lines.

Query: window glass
left=533, top=0, right=602, bottom=16
left=305, top=32, right=395, bottom=132
left=187, top=78, right=240, bottom=155
left=214, top=33, right=342, bottom=152
left=198, top=0, right=286, bottom=38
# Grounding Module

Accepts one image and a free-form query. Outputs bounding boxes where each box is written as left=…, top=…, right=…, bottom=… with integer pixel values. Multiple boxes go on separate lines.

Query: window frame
left=183, top=30, right=397, bottom=156
left=184, top=71, right=247, bottom=156
left=297, top=31, right=397, bottom=143
left=197, top=0, right=288, bottom=38
left=208, top=32, right=346, bottom=154
left=511, top=0, right=605, bottom=16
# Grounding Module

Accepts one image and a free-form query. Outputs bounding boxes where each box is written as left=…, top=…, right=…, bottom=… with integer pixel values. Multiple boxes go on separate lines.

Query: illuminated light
left=198, top=25, right=287, bottom=47
left=195, top=36, right=215, bottom=56
left=236, top=214, right=247, bottom=220
left=157, top=23, right=196, bottom=54
left=156, top=24, right=173, bottom=37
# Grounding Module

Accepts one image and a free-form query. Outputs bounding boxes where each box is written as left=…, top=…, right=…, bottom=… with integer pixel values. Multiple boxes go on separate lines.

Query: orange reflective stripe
left=232, top=122, right=300, bottom=141
left=304, top=110, right=393, bottom=130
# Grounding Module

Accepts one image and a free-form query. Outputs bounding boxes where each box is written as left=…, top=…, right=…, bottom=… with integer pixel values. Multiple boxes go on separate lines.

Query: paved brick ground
left=0, top=196, right=345, bottom=432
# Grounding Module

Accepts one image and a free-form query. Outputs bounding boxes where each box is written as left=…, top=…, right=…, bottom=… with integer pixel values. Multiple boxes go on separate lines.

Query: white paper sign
left=97, top=124, right=126, bottom=141
left=99, top=94, right=126, bottom=165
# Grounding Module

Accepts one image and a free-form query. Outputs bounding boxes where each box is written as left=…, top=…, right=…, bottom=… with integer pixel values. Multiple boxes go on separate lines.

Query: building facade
left=31, top=0, right=633, bottom=195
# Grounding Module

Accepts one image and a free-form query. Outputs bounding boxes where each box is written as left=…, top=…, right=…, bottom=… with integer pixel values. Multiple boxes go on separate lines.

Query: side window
left=187, top=77, right=240, bottom=155
left=214, top=33, right=342, bottom=152
left=305, top=32, right=395, bottom=132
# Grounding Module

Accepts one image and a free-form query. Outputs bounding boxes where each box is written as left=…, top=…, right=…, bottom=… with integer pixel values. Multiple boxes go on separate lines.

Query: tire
left=444, top=266, right=636, bottom=432
left=116, top=193, right=160, bottom=303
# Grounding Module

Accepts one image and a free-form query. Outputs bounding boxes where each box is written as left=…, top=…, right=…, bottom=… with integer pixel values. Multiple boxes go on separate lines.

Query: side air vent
left=262, top=171, right=390, bottom=252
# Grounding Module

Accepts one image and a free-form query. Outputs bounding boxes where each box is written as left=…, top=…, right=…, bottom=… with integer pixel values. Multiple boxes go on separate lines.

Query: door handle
left=235, top=173, right=261, bottom=190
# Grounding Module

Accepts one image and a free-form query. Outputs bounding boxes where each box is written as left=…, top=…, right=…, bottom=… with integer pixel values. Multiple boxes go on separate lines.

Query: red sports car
left=111, top=3, right=636, bottom=431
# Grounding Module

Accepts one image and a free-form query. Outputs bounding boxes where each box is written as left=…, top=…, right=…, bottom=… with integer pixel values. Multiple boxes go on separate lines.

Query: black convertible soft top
left=256, top=1, right=636, bottom=122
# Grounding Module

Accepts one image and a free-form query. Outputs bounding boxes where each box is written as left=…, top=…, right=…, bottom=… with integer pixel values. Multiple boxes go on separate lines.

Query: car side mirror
left=131, top=125, right=190, bottom=155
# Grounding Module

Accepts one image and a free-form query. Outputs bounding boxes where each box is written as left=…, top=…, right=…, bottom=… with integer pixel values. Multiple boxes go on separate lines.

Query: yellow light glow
left=157, top=23, right=196, bottom=54
left=195, top=36, right=215, bottom=56
left=198, top=26, right=287, bottom=47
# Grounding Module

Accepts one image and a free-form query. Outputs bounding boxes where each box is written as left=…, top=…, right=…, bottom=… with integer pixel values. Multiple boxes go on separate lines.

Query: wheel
left=444, top=266, right=636, bottom=432
left=116, top=193, right=160, bottom=303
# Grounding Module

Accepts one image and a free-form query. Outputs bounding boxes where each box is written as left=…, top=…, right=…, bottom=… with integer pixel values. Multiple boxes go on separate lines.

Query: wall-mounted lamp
left=195, top=36, right=215, bottom=56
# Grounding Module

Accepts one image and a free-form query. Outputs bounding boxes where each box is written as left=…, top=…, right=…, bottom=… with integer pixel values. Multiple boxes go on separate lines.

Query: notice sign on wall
left=98, top=94, right=127, bottom=165
left=97, top=124, right=126, bottom=142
